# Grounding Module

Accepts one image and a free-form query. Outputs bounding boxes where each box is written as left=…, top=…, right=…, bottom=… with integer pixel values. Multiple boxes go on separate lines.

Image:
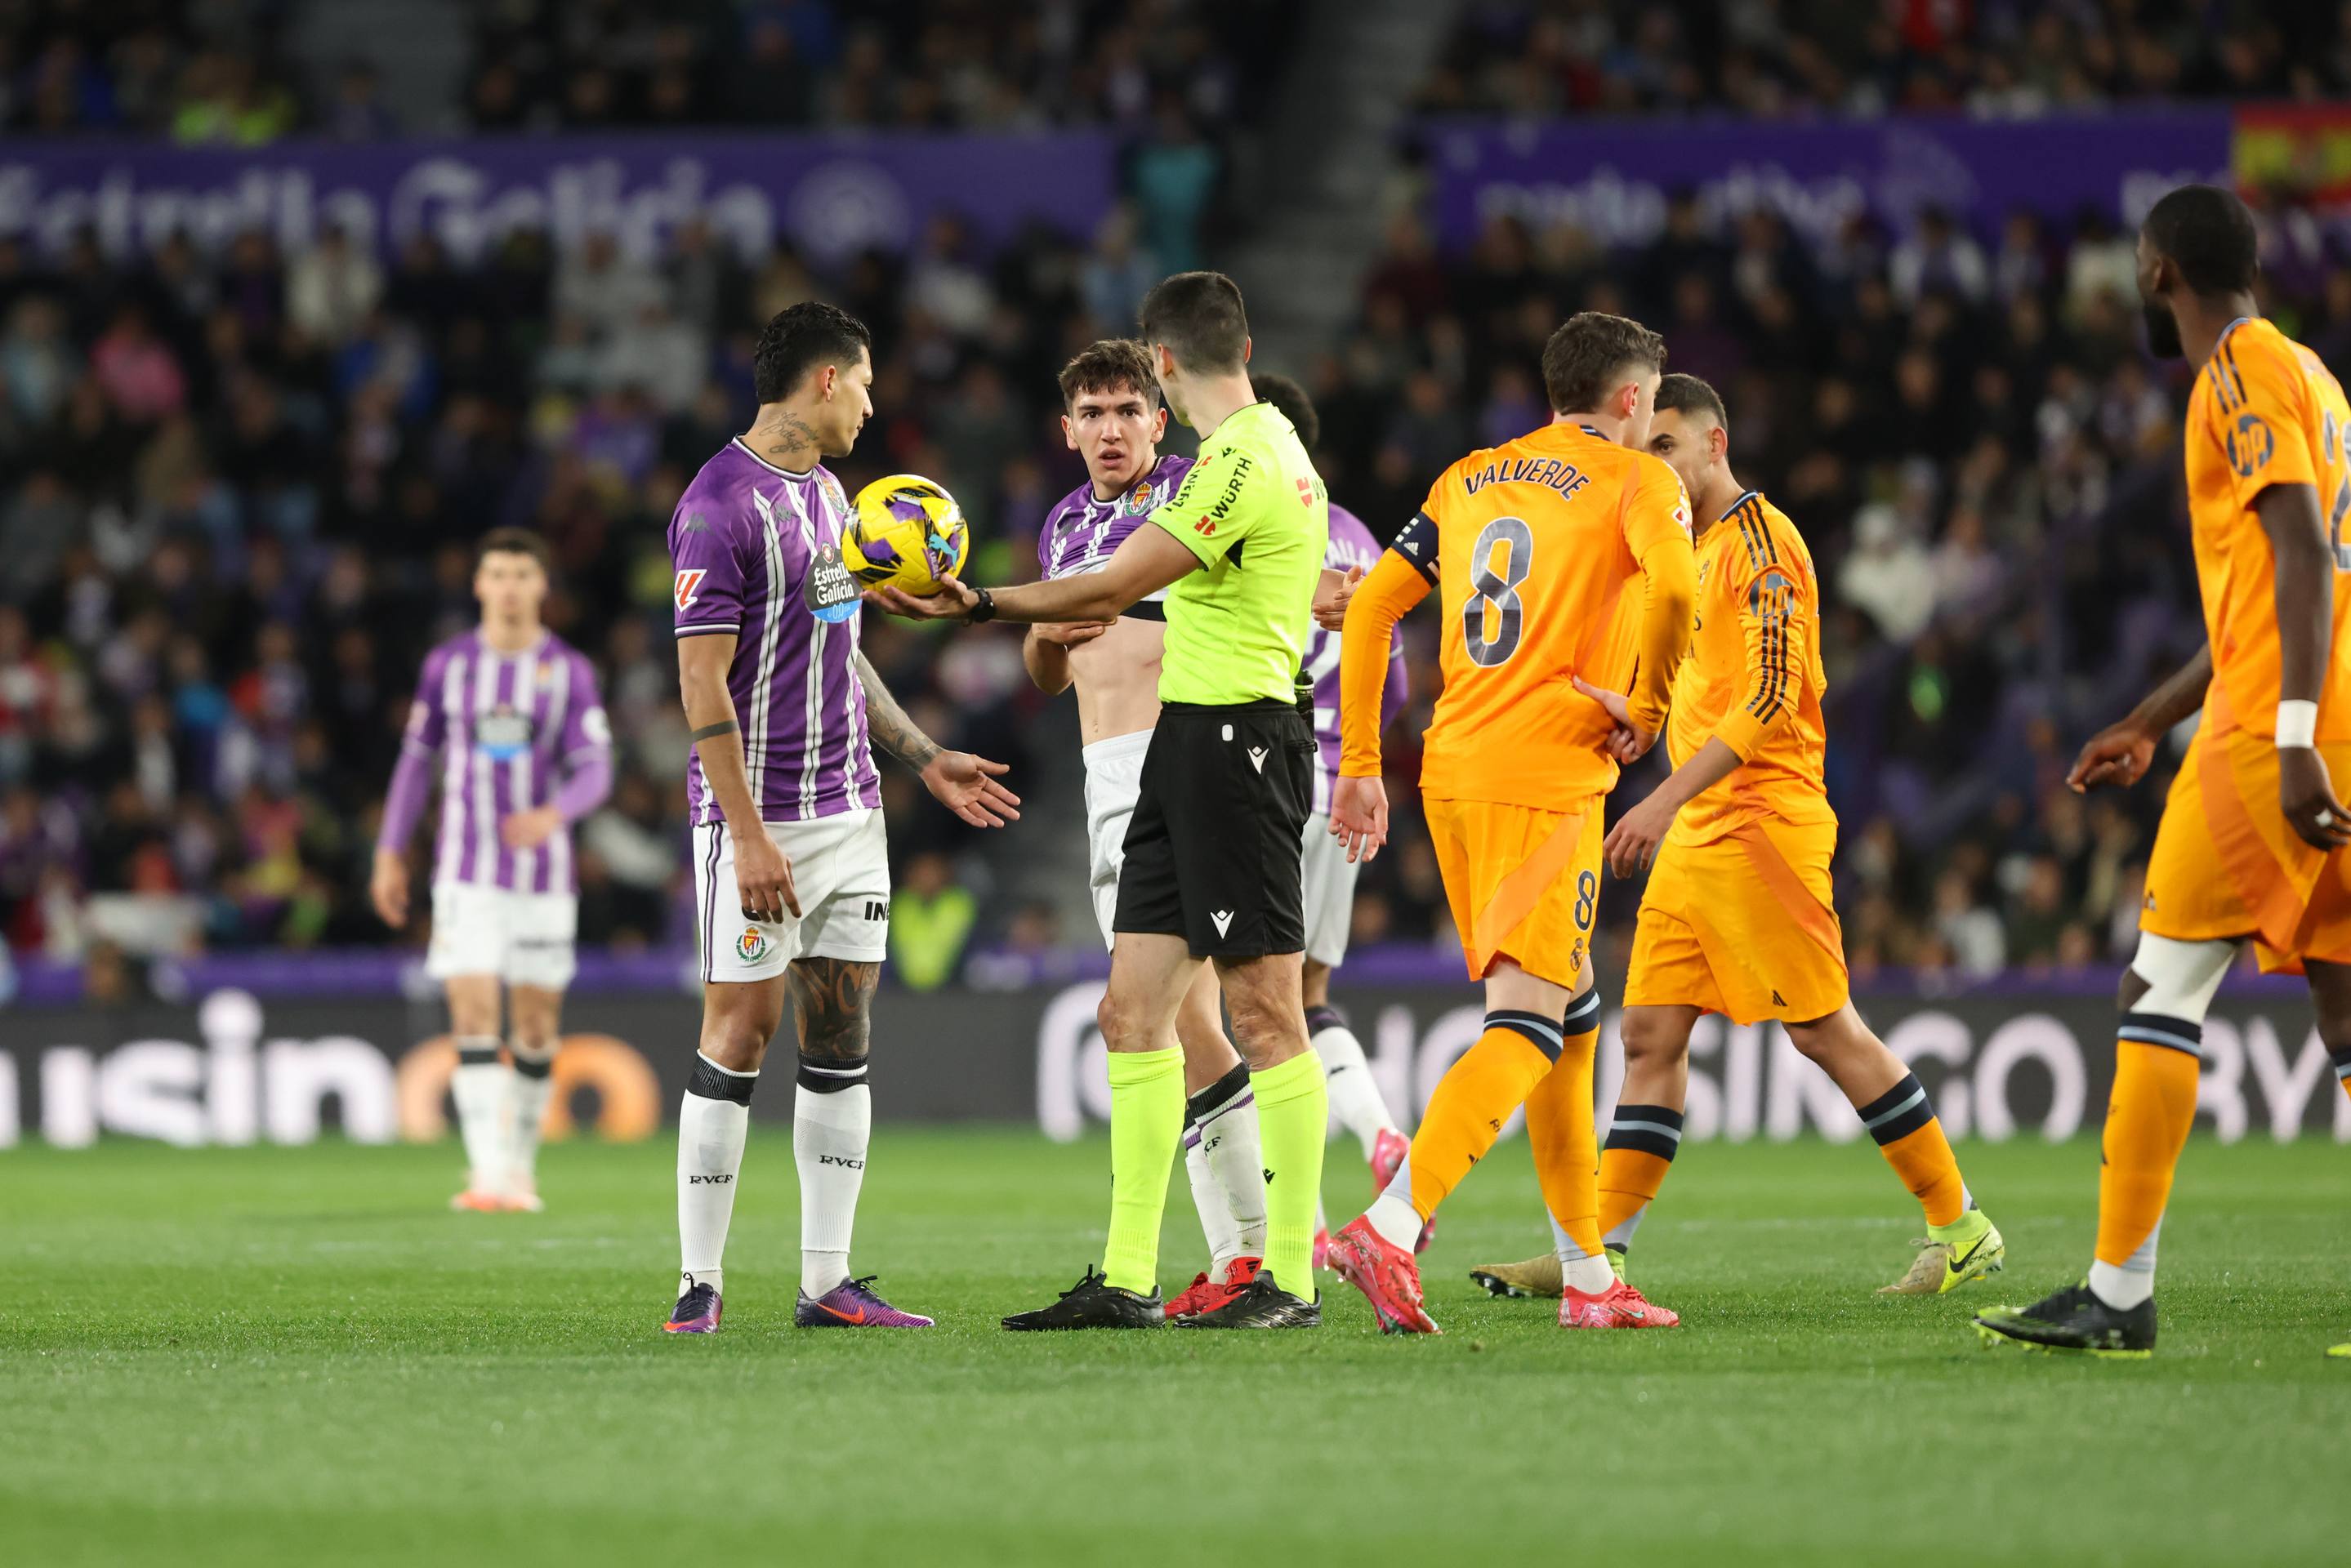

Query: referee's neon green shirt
left=1147, top=399, right=1329, bottom=706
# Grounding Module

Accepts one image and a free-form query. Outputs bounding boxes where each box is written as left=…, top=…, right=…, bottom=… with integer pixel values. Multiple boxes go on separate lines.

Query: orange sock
left=2331, top=1040, right=2351, bottom=1105
left=1857, top=1071, right=1967, bottom=1227
left=1389, top=1010, right=1559, bottom=1222
left=1524, top=994, right=1604, bottom=1258
left=1597, top=1106, right=1682, bottom=1250
left=2094, top=1027, right=2204, bottom=1268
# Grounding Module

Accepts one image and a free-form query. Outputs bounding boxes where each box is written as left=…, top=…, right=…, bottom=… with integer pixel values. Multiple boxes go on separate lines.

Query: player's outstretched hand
left=1313, top=564, right=1365, bottom=632
left=734, top=825, right=801, bottom=920
left=369, top=847, right=409, bottom=929
left=1603, top=794, right=1675, bottom=880
left=922, top=751, right=1022, bottom=828
left=500, top=804, right=561, bottom=851
left=1036, top=621, right=1112, bottom=648
left=1331, top=773, right=1389, bottom=863
left=867, top=575, right=983, bottom=622
left=2067, top=717, right=2156, bottom=793
left=1571, top=676, right=1660, bottom=763
left=2279, top=746, right=2351, bottom=851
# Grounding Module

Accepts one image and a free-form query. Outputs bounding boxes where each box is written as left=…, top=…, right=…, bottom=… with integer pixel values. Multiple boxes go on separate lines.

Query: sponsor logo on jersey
left=803, top=541, right=861, bottom=624
left=674, top=568, right=707, bottom=610
left=476, top=705, right=534, bottom=760
left=2227, top=412, right=2275, bottom=477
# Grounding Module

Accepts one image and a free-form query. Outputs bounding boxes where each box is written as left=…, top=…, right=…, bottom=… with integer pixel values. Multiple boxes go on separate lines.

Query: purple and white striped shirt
left=1037, top=453, right=1193, bottom=591
left=393, top=630, right=611, bottom=894
left=1307, top=504, right=1408, bottom=814
left=671, top=439, right=881, bottom=826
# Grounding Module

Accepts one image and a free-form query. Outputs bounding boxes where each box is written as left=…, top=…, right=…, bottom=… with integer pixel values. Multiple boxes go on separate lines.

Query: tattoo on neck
left=765, top=413, right=819, bottom=468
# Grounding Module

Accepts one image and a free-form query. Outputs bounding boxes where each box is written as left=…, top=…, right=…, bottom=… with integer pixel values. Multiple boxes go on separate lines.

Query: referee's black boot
left=1170, top=1270, right=1322, bottom=1329
left=1002, top=1265, right=1165, bottom=1330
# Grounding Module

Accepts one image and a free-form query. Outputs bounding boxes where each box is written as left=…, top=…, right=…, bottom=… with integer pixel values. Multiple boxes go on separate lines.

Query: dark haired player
left=375, top=528, right=613, bottom=1214
left=1979, top=185, right=2351, bottom=1359
left=661, top=301, right=1019, bottom=1335
left=1026, top=338, right=1273, bottom=1321
left=877, top=272, right=1332, bottom=1330
left=1323, top=312, right=1696, bottom=1334
left=1465, top=372, right=2001, bottom=1303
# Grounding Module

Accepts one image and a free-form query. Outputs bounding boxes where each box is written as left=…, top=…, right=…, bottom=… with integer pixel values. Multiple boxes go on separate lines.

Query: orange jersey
left=1665, top=491, right=1835, bottom=844
left=2185, top=315, right=2351, bottom=741
left=1340, top=421, right=1694, bottom=812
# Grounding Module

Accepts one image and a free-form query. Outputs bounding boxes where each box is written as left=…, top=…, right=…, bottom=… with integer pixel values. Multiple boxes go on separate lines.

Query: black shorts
left=1113, top=699, right=1314, bottom=959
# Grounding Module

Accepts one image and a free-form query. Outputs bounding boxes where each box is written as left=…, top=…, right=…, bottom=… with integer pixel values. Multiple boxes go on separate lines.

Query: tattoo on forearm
left=689, top=719, right=739, bottom=743
left=854, top=653, right=942, bottom=769
left=788, top=957, right=877, bottom=1065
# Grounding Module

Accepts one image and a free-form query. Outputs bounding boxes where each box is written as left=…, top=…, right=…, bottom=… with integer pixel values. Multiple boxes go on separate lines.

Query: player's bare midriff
left=1068, top=614, right=1167, bottom=747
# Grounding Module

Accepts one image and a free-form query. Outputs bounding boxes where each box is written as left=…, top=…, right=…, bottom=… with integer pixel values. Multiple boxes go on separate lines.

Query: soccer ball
left=845, top=474, right=969, bottom=595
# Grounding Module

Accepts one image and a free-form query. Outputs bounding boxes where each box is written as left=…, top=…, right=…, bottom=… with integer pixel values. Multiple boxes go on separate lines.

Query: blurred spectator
left=287, top=227, right=385, bottom=348
left=890, top=851, right=976, bottom=991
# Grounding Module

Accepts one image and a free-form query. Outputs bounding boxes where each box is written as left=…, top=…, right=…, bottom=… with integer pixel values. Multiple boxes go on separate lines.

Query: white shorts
left=427, top=883, right=579, bottom=990
left=694, top=809, right=890, bottom=983
left=1081, top=729, right=1153, bottom=948
left=1300, top=812, right=1358, bottom=969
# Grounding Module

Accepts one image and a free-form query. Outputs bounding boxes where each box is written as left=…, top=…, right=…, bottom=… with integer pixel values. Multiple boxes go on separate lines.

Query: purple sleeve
left=552, top=653, right=614, bottom=822
left=378, top=651, right=446, bottom=850
left=671, top=502, right=748, bottom=638
left=552, top=749, right=613, bottom=823
left=378, top=743, right=435, bottom=851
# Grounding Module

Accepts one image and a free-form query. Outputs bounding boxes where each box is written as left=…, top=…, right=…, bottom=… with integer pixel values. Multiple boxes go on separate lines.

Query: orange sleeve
left=1621, top=457, right=1697, bottom=731
left=1338, top=549, right=1431, bottom=777
left=1711, top=516, right=1810, bottom=761
left=2213, top=332, right=2319, bottom=508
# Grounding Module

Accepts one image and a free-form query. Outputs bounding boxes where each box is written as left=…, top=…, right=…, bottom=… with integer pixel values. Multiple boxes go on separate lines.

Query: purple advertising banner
left=0, top=131, right=1117, bottom=266
left=1421, top=109, right=2233, bottom=247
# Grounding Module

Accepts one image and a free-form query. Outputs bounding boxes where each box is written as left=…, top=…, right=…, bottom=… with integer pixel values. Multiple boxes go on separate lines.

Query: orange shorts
left=1624, top=817, right=1848, bottom=1025
left=1424, top=795, right=1603, bottom=989
left=2141, top=726, right=2351, bottom=973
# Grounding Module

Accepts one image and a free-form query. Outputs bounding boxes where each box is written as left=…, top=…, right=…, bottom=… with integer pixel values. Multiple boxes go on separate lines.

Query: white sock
left=794, top=1064, right=870, bottom=1298
left=506, top=1042, right=555, bottom=1190
left=450, top=1036, right=511, bottom=1192
left=1190, top=1068, right=1268, bottom=1261
left=1309, top=1013, right=1398, bottom=1159
left=1551, top=1210, right=1620, bottom=1293
left=1365, top=1192, right=1422, bottom=1254
left=679, top=1053, right=755, bottom=1297
left=2089, top=1220, right=2159, bottom=1310
left=1184, top=1126, right=1244, bottom=1275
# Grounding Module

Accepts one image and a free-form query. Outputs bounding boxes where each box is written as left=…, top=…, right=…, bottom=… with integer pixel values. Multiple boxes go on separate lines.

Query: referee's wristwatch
left=966, top=586, right=997, bottom=625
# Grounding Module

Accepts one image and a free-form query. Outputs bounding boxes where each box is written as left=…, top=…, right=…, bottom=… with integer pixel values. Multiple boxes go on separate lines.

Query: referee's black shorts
left=1113, top=698, right=1314, bottom=959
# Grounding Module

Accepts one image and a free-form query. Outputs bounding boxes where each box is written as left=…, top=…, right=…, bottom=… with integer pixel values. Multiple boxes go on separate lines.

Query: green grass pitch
left=3, top=1129, right=2347, bottom=1566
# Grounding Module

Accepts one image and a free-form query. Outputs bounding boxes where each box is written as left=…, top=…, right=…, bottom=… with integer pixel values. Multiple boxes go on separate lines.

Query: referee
left=872, top=272, right=1331, bottom=1328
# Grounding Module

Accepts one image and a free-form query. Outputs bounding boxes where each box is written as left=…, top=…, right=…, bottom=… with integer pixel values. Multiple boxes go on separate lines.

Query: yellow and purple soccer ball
left=845, top=474, right=969, bottom=595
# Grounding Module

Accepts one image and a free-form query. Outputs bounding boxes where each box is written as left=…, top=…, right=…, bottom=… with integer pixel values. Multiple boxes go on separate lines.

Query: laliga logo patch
left=675, top=568, right=707, bottom=611
left=737, top=925, right=770, bottom=962
left=804, top=541, right=861, bottom=624
left=2227, top=412, right=2274, bottom=478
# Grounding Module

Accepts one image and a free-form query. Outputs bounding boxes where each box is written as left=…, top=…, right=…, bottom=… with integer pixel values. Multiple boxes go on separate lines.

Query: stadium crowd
left=1314, top=177, right=2351, bottom=984
left=1420, top=0, right=2351, bottom=117
left=5, top=0, right=2351, bottom=991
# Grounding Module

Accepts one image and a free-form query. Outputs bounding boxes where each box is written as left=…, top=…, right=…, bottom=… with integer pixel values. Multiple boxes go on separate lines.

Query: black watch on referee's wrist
left=966, top=586, right=997, bottom=625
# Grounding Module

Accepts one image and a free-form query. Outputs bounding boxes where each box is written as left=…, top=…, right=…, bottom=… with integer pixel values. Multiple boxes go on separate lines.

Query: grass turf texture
left=3, top=1131, right=2346, bottom=1566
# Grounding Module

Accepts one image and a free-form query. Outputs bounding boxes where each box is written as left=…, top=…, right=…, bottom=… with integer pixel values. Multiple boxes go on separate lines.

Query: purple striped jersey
left=670, top=439, right=881, bottom=826
left=403, top=630, right=610, bottom=893
left=1307, top=504, right=1409, bottom=813
left=1037, top=453, right=1193, bottom=589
